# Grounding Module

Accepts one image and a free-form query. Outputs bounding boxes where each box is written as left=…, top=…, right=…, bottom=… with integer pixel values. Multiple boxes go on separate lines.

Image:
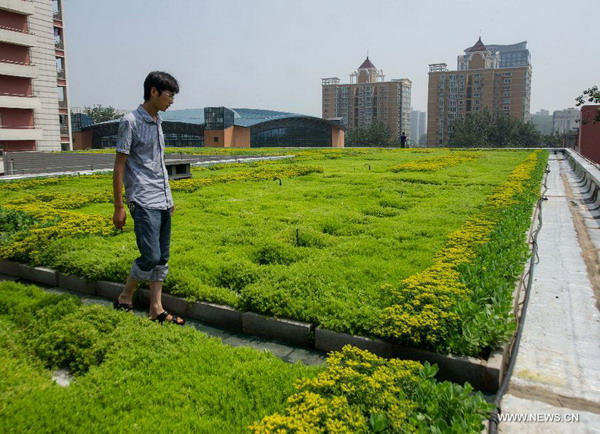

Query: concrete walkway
left=499, top=154, right=600, bottom=433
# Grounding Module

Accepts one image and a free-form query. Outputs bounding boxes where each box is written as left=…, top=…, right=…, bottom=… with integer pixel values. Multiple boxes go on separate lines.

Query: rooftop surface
left=1, top=149, right=599, bottom=432
left=499, top=151, right=600, bottom=431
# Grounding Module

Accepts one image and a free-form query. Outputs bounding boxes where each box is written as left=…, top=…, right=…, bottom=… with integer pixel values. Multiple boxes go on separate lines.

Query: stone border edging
left=0, top=259, right=505, bottom=392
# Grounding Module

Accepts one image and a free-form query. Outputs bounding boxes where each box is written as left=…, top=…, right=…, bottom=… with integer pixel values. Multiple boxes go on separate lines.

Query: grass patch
left=0, top=148, right=545, bottom=354
left=0, top=281, right=493, bottom=432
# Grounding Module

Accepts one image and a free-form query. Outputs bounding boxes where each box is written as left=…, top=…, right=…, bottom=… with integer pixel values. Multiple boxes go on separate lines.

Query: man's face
left=151, top=87, right=175, bottom=111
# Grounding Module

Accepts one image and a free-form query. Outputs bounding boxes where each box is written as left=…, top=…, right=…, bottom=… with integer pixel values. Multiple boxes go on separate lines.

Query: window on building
left=504, top=79, right=512, bottom=83
left=213, top=137, right=219, bottom=143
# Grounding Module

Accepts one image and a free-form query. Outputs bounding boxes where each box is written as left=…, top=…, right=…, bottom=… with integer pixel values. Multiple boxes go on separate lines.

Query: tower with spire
left=426, top=37, right=532, bottom=147
left=457, top=37, right=500, bottom=70
left=350, top=56, right=385, bottom=84
left=322, top=56, right=412, bottom=142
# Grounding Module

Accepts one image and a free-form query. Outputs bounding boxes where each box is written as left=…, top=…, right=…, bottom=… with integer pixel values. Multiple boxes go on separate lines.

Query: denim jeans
left=128, top=202, right=171, bottom=281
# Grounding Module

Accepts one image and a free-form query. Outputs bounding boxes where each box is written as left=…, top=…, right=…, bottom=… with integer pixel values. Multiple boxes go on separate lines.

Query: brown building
left=427, top=38, right=532, bottom=147
left=0, top=0, right=71, bottom=155
left=322, top=57, right=411, bottom=142
left=578, top=105, right=600, bottom=165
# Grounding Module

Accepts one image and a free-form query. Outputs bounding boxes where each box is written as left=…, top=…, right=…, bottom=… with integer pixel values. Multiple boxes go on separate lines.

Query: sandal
left=151, top=311, right=185, bottom=326
left=113, top=301, right=134, bottom=312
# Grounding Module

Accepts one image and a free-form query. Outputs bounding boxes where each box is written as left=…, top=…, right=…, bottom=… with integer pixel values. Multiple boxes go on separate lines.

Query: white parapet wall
left=564, top=148, right=600, bottom=210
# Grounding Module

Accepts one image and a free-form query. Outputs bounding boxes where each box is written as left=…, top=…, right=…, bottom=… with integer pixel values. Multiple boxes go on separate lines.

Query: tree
left=448, top=108, right=541, bottom=148
left=576, top=85, right=600, bottom=123
left=540, top=131, right=568, bottom=148
left=83, top=105, right=122, bottom=123
left=346, top=121, right=398, bottom=147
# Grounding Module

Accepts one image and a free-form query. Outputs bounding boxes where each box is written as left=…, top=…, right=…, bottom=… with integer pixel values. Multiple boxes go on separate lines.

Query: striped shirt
left=116, top=105, right=173, bottom=209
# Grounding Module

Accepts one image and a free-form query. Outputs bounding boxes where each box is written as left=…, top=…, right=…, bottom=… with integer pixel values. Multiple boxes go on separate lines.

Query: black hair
left=143, top=71, right=179, bottom=101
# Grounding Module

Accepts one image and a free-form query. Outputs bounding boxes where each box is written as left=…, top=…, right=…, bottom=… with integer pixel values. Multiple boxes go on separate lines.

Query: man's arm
left=113, top=152, right=128, bottom=229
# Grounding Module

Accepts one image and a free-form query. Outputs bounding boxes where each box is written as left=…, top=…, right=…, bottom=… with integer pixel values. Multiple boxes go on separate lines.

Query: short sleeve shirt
left=116, top=105, right=173, bottom=209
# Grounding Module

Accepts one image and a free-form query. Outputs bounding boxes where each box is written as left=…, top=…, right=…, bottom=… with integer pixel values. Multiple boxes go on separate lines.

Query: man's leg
left=148, top=208, right=183, bottom=324
left=130, top=204, right=162, bottom=281
left=117, top=203, right=161, bottom=311
left=148, top=279, right=165, bottom=317
left=117, top=275, right=138, bottom=305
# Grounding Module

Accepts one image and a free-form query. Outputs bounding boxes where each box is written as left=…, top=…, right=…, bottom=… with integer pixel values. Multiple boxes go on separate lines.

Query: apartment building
left=0, top=0, right=71, bottom=154
left=410, top=109, right=426, bottom=146
left=322, top=57, right=411, bottom=141
left=553, top=108, right=580, bottom=134
left=427, top=38, right=531, bottom=146
left=531, top=109, right=553, bottom=135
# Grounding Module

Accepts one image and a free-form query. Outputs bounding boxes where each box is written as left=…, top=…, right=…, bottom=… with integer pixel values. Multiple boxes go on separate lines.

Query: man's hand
left=171, top=204, right=176, bottom=216
left=113, top=206, right=127, bottom=229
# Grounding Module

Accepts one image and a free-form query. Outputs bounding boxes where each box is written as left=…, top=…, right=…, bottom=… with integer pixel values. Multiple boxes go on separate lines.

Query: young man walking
left=112, top=71, right=184, bottom=325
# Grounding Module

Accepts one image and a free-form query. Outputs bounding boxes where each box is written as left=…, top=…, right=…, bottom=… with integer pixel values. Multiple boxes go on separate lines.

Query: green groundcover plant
left=0, top=148, right=547, bottom=357
left=0, top=282, right=493, bottom=432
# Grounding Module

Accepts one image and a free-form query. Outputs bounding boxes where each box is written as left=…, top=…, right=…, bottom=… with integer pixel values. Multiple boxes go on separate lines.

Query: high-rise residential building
left=474, top=41, right=531, bottom=69
left=410, top=109, right=427, bottom=146
left=0, top=0, right=71, bottom=154
left=531, top=109, right=553, bottom=135
left=552, top=108, right=580, bottom=133
left=427, top=38, right=532, bottom=147
left=322, top=57, right=411, bottom=142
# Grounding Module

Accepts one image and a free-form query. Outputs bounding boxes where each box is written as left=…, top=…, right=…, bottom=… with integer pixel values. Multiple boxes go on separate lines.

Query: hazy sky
left=64, top=0, right=599, bottom=117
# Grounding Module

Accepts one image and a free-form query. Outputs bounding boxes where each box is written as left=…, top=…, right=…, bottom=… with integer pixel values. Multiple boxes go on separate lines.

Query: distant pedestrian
left=400, top=132, right=407, bottom=148
left=112, top=71, right=184, bottom=325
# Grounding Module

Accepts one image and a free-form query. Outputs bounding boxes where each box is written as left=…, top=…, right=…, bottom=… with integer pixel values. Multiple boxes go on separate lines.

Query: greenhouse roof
left=84, top=108, right=343, bottom=133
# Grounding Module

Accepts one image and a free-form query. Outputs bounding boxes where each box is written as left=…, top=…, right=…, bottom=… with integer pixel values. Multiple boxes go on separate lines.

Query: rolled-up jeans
left=128, top=202, right=171, bottom=282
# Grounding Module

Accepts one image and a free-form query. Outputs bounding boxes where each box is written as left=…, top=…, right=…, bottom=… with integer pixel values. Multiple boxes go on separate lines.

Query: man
left=112, top=71, right=184, bottom=325
left=400, top=132, right=407, bottom=148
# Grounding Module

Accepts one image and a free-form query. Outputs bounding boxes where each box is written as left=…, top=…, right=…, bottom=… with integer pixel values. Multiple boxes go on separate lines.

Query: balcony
left=0, top=94, right=41, bottom=109
left=59, top=124, right=68, bottom=135
left=0, top=0, right=35, bottom=15
left=0, top=59, right=37, bottom=78
left=0, top=126, right=44, bottom=141
left=53, top=8, right=62, bottom=20
left=0, top=25, right=36, bottom=47
left=58, top=99, right=67, bottom=108
left=54, top=39, right=64, bottom=50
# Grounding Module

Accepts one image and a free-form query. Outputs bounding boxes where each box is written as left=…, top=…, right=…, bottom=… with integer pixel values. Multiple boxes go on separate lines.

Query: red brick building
left=578, top=105, right=600, bottom=164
